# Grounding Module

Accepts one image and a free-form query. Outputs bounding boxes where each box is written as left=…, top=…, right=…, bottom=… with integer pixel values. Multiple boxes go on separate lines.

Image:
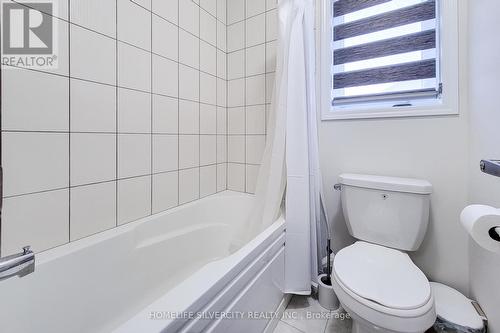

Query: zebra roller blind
left=332, top=0, right=440, bottom=106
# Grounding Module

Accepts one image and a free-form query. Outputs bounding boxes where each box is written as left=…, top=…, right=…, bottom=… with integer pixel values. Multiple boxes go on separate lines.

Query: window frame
left=320, top=0, right=459, bottom=121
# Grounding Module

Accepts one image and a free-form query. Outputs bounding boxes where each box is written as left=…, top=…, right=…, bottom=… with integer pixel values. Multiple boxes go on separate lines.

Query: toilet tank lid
left=339, top=174, right=433, bottom=194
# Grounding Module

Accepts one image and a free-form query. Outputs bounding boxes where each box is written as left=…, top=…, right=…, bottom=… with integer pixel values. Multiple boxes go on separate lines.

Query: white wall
left=318, top=3, right=471, bottom=293
left=468, top=0, right=500, bottom=330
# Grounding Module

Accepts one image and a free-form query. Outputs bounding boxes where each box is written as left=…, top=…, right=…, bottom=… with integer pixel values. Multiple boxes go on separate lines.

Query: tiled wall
left=226, top=0, right=277, bottom=193
left=0, top=0, right=229, bottom=256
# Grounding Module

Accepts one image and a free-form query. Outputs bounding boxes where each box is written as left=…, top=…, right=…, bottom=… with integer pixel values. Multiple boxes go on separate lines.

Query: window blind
left=332, top=0, right=440, bottom=106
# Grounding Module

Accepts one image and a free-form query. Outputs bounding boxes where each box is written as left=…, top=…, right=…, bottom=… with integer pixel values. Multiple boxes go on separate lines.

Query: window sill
left=321, top=105, right=458, bottom=121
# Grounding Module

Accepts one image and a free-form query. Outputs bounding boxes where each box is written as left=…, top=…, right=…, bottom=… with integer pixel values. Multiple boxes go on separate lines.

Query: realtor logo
left=1, top=0, right=58, bottom=69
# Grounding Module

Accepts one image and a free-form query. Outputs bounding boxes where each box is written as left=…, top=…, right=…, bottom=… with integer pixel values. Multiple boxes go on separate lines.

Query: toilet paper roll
left=460, top=205, right=500, bottom=253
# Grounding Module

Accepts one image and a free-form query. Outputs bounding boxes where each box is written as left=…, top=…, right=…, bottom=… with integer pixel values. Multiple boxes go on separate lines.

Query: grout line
left=150, top=0, right=154, bottom=215
left=243, top=0, right=247, bottom=193
left=11, top=0, right=227, bottom=54
left=115, top=0, right=119, bottom=227
left=227, top=8, right=277, bottom=28
left=68, top=0, right=72, bottom=241
left=198, top=1, right=201, bottom=200
left=177, top=0, right=180, bottom=207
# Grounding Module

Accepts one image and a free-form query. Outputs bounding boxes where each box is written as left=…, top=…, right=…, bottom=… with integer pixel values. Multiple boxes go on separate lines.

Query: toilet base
left=352, top=319, right=425, bottom=333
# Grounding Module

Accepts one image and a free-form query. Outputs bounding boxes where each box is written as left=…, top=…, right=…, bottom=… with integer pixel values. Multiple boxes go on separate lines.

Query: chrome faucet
left=0, top=246, right=35, bottom=281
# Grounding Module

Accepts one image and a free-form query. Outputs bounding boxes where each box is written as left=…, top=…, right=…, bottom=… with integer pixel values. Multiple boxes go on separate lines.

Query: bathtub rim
left=34, top=191, right=253, bottom=266
left=113, top=215, right=286, bottom=333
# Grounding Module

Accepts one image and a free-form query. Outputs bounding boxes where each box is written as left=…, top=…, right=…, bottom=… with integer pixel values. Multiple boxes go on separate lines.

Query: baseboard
left=263, top=294, right=293, bottom=333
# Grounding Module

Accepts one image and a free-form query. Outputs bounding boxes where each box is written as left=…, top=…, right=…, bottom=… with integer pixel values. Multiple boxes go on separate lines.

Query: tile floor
left=273, top=296, right=352, bottom=333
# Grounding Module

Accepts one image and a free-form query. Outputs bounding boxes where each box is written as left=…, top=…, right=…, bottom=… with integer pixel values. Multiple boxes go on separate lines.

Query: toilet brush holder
left=317, top=274, right=339, bottom=311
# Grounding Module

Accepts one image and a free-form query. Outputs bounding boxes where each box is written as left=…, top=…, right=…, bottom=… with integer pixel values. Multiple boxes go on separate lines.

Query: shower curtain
left=247, top=0, right=328, bottom=294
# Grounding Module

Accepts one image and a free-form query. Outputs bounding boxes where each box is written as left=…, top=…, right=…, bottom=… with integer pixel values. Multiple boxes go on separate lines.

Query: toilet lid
left=334, top=242, right=431, bottom=310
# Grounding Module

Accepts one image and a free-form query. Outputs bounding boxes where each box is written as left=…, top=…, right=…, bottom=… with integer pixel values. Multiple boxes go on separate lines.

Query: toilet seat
left=334, top=241, right=431, bottom=311
left=332, top=242, right=436, bottom=333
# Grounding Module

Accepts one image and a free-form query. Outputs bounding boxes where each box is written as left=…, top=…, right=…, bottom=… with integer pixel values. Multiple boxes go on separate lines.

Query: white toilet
left=332, top=174, right=437, bottom=333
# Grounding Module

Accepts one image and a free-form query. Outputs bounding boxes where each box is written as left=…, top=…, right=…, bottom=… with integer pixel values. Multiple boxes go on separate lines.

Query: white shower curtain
left=246, top=0, right=327, bottom=295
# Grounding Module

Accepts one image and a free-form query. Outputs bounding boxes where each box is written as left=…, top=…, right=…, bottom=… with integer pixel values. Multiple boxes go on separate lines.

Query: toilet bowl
left=332, top=242, right=436, bottom=333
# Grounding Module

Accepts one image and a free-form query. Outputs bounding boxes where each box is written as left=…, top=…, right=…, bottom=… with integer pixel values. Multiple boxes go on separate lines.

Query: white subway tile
left=179, top=168, right=200, bottom=204
left=179, top=100, right=200, bottom=134
left=217, top=135, right=227, bottom=163
left=217, top=78, right=227, bottom=107
left=179, top=65, right=200, bottom=101
left=266, top=9, right=278, bottom=41
left=70, top=182, right=116, bottom=241
left=246, top=14, right=266, bottom=47
left=227, top=163, right=245, bottom=192
left=217, top=0, right=227, bottom=23
left=153, top=134, right=178, bottom=173
left=200, top=72, right=217, bottom=105
left=153, top=95, right=178, bottom=134
left=217, top=49, right=227, bottom=79
left=227, top=0, right=244, bottom=24
left=71, top=133, right=116, bottom=186
left=246, top=135, right=266, bottom=164
left=152, top=171, right=178, bottom=213
left=179, top=29, right=199, bottom=69
left=152, top=0, right=178, bottom=24
left=200, top=104, right=217, bottom=134
left=247, top=0, right=266, bottom=17
left=227, top=21, right=244, bottom=52
left=217, top=21, right=227, bottom=51
left=117, top=176, right=151, bottom=225
left=228, top=135, right=245, bottom=163
left=228, top=78, right=245, bottom=107
left=200, top=41, right=217, bottom=76
left=228, top=107, right=245, bottom=134
left=228, top=49, right=245, bottom=80
left=179, top=0, right=200, bottom=36
left=217, top=164, right=227, bottom=191
left=118, top=134, right=151, bottom=178
left=1, top=189, right=69, bottom=256
left=71, top=25, right=116, bottom=85
left=246, top=75, right=266, bottom=105
left=153, top=55, right=179, bottom=97
left=118, top=0, right=151, bottom=50
left=3, top=69, right=69, bottom=131
left=179, top=135, right=200, bottom=169
left=266, top=0, right=277, bottom=10
left=246, top=105, right=266, bottom=134
left=152, top=15, right=178, bottom=60
left=200, top=10, right=217, bottom=45
left=118, top=42, right=151, bottom=91
left=200, top=135, right=217, bottom=166
left=70, top=0, right=116, bottom=37
left=217, top=107, right=227, bottom=134
left=200, top=165, right=217, bottom=197
left=118, top=88, right=151, bottom=133
left=201, top=0, right=217, bottom=16
left=246, top=44, right=266, bottom=76
left=71, top=79, right=116, bottom=132
left=2, top=133, right=68, bottom=196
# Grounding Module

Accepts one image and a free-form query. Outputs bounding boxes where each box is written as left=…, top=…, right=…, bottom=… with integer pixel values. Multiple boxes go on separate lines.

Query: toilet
left=332, top=174, right=437, bottom=333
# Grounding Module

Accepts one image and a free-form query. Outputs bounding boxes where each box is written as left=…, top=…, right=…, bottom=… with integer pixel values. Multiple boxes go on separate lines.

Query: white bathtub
left=0, top=191, right=287, bottom=333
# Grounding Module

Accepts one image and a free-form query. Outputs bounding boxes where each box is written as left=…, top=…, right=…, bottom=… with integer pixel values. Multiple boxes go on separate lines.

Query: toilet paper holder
left=489, top=227, right=500, bottom=242
left=480, top=160, right=500, bottom=177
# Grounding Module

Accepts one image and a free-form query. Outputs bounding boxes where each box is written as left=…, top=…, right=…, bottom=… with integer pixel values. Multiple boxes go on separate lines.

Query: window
left=321, top=0, right=459, bottom=120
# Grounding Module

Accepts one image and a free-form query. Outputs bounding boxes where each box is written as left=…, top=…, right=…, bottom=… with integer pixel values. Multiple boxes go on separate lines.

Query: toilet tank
left=339, top=174, right=433, bottom=251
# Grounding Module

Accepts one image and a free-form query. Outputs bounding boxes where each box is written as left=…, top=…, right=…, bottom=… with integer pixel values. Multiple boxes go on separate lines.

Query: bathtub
left=0, top=191, right=287, bottom=333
